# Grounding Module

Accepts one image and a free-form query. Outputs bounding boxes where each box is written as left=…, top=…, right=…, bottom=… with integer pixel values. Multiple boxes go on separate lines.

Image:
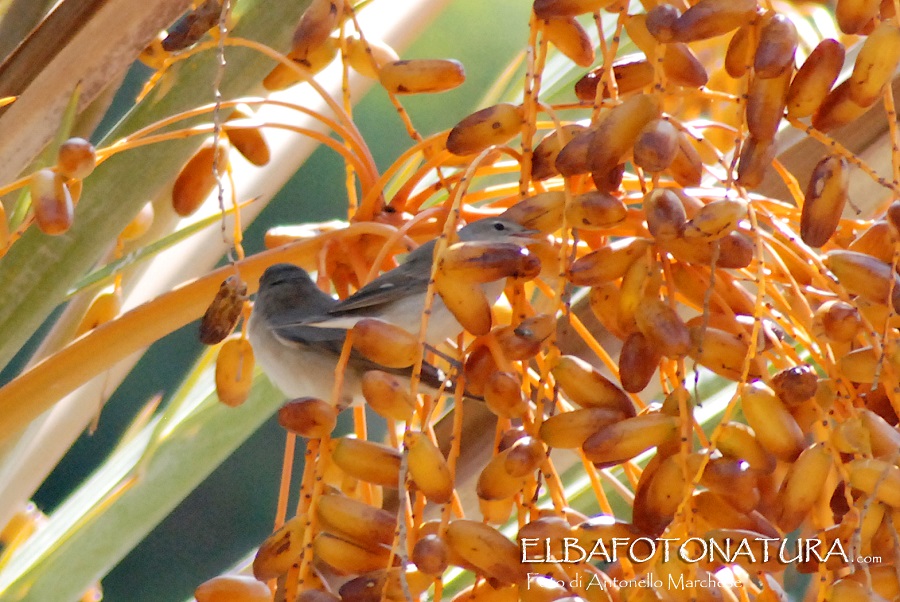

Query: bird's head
left=458, top=218, right=541, bottom=245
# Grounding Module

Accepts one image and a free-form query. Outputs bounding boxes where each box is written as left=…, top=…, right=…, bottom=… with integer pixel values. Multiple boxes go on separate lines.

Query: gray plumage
left=300, top=218, right=539, bottom=344
left=248, top=263, right=448, bottom=406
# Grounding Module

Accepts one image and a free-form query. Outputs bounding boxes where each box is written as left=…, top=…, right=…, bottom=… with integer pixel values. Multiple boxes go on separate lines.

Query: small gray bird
left=248, top=263, right=450, bottom=406
left=300, top=217, right=540, bottom=344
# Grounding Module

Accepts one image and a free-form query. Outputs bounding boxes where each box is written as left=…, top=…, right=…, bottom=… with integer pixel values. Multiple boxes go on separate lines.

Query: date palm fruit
left=539, top=407, right=629, bottom=448
left=555, top=127, right=596, bottom=176
left=478, top=497, right=515, bottom=525
left=224, top=104, right=271, bottom=167
left=120, top=202, right=155, bottom=241
left=644, top=454, right=688, bottom=518
left=634, top=297, right=691, bottom=358
left=463, top=344, right=498, bottom=397
left=405, top=431, right=454, bottom=504
left=692, top=490, right=761, bottom=532
left=339, top=567, right=432, bottom=601
left=484, top=371, right=529, bottom=417
left=682, top=198, right=747, bottom=240
left=253, top=515, right=307, bottom=580
left=360, top=370, right=416, bottom=421
left=565, top=191, right=628, bottom=230
left=668, top=132, right=704, bottom=186
left=412, top=534, right=449, bottom=576
left=438, top=241, right=541, bottom=282
left=313, top=532, right=393, bottom=575
left=645, top=4, right=680, bottom=42
left=771, top=364, right=818, bottom=407
left=575, top=57, right=654, bottom=101
left=501, top=191, right=566, bottom=232
left=688, top=326, right=763, bottom=381
left=551, top=355, right=635, bottom=415
left=263, top=37, right=339, bottom=90
left=568, top=237, right=653, bottom=285
left=848, top=459, right=900, bottom=507
left=836, top=0, right=881, bottom=33
left=736, top=136, right=777, bottom=188
left=671, top=0, right=757, bottom=42
left=844, top=565, right=900, bottom=600
left=816, top=300, right=861, bottom=342
left=849, top=22, right=900, bottom=107
left=618, top=332, right=661, bottom=393
left=477, top=436, right=543, bottom=500
left=688, top=453, right=761, bottom=513
left=774, top=442, right=833, bottom=532
left=582, top=413, right=679, bottom=466
left=195, top=575, right=272, bottom=602
left=379, top=59, right=466, bottom=94
left=746, top=67, right=793, bottom=141
left=787, top=39, right=844, bottom=119
left=859, top=409, right=900, bottom=458
left=57, top=137, right=97, bottom=179
left=740, top=381, right=805, bottom=461
left=531, top=125, right=587, bottom=180
left=588, top=95, right=660, bottom=190
left=172, top=138, right=229, bottom=217
left=504, top=436, right=545, bottom=477
left=493, top=313, right=555, bottom=360
left=800, top=156, right=849, bottom=247
left=517, top=516, right=573, bottom=564
left=433, top=269, right=492, bottom=336
left=331, top=437, right=402, bottom=487
left=724, top=26, right=751, bottom=78
left=215, top=336, right=255, bottom=407
left=200, top=275, right=248, bottom=345
left=618, top=253, right=657, bottom=334
left=825, top=250, right=900, bottom=313
left=827, top=578, right=889, bottom=602
left=543, top=17, right=595, bottom=66
left=446, top=103, right=524, bottom=156
left=345, top=35, right=399, bottom=79
left=533, top=0, right=620, bottom=18
left=754, top=14, right=798, bottom=79
left=633, top=120, right=680, bottom=173
left=316, top=493, right=397, bottom=548
left=573, top=514, right=643, bottom=550
left=849, top=220, right=895, bottom=262
left=31, top=169, right=74, bottom=235
left=445, top=519, right=530, bottom=584
left=278, top=397, right=337, bottom=438
left=664, top=43, right=709, bottom=88
left=351, top=318, right=419, bottom=368
left=812, top=81, right=868, bottom=132
left=839, top=346, right=884, bottom=383
left=292, top=0, right=341, bottom=60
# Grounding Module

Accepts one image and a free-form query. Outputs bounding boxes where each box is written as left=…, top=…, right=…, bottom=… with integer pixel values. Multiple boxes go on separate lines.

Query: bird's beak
left=512, top=228, right=544, bottom=244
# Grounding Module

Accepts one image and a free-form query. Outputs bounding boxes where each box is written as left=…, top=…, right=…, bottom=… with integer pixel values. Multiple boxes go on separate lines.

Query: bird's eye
left=493, top=222, right=506, bottom=231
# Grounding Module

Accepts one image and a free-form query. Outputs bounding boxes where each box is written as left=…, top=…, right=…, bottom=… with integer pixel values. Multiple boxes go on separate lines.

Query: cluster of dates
left=189, top=0, right=900, bottom=600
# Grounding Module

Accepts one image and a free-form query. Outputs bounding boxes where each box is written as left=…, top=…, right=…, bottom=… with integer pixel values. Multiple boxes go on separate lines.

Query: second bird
left=299, top=217, right=539, bottom=345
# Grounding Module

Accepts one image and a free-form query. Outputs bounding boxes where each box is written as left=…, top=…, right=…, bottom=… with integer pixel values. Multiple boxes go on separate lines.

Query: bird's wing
left=270, top=322, right=349, bottom=356
left=328, top=265, right=431, bottom=313
left=328, top=240, right=436, bottom=313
